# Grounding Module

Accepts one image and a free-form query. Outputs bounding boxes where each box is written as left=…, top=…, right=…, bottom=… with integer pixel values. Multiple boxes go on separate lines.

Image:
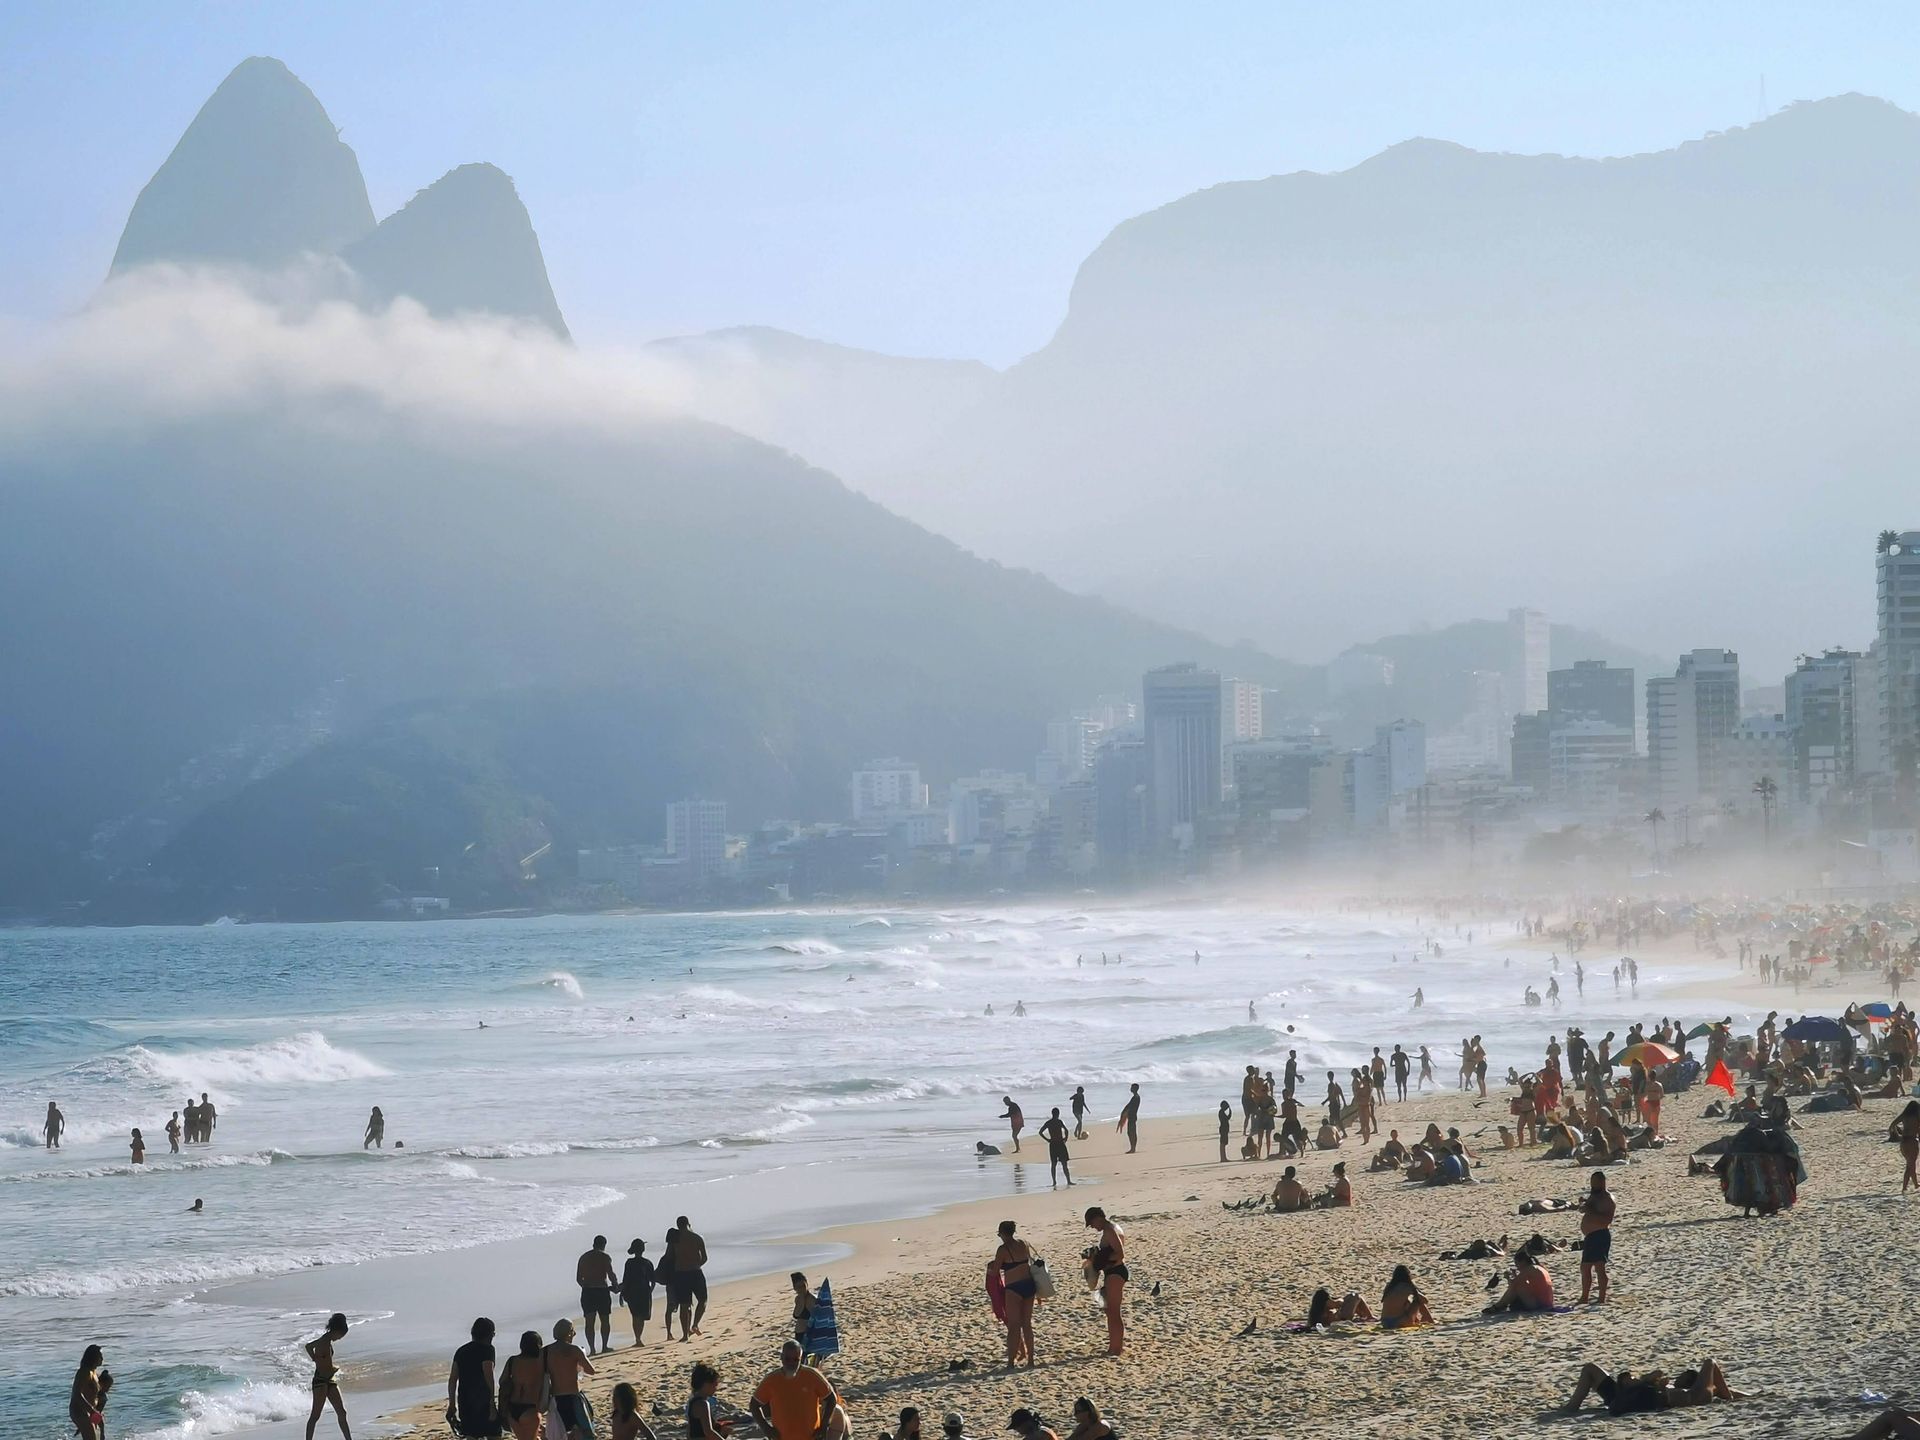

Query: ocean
left=0, top=903, right=1720, bottom=1438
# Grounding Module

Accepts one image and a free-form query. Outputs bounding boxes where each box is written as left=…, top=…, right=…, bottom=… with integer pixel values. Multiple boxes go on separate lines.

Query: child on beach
left=609, top=1381, right=659, bottom=1440
left=687, top=1363, right=731, bottom=1440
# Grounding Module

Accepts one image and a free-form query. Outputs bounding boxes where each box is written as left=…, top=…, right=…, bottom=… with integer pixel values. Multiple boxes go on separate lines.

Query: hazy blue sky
left=8, top=2, right=1920, bottom=363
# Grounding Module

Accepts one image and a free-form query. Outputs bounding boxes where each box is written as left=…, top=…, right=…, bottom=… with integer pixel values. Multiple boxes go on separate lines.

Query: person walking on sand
left=499, top=1331, right=547, bottom=1440
left=1038, top=1108, right=1073, bottom=1188
left=445, top=1316, right=499, bottom=1439
left=542, top=1320, right=596, bottom=1440
left=1084, top=1206, right=1127, bottom=1356
left=656, top=1225, right=681, bottom=1343
left=992, top=1220, right=1038, bottom=1368
left=45, top=1101, right=64, bottom=1150
left=999, top=1096, right=1025, bottom=1153
left=69, top=1343, right=110, bottom=1440
left=671, top=1216, right=710, bottom=1338
left=576, top=1235, right=618, bottom=1355
left=622, top=1241, right=656, bottom=1347
left=1070, top=1086, right=1089, bottom=1140
left=166, top=1110, right=182, bottom=1154
left=1117, top=1083, right=1141, bottom=1153
left=1578, top=1171, right=1615, bottom=1304
left=303, top=1312, right=352, bottom=1440
left=1894, top=1100, right=1920, bottom=1194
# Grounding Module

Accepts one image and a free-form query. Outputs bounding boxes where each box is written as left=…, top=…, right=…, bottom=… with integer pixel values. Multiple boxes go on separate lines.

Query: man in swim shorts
left=1578, top=1170, right=1615, bottom=1304
left=543, top=1319, right=597, bottom=1438
left=672, top=1216, right=710, bottom=1337
left=576, top=1235, right=618, bottom=1355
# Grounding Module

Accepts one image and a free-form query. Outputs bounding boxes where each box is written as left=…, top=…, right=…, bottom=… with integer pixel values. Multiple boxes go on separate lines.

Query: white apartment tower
left=1507, top=607, right=1550, bottom=717
left=1878, top=532, right=1920, bottom=779
left=850, top=760, right=927, bottom=820
left=1647, top=650, right=1741, bottom=809
left=666, top=799, right=728, bottom=883
left=1143, top=663, right=1222, bottom=845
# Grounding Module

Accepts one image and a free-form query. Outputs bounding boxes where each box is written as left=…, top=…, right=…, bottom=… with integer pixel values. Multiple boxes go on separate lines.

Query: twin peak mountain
left=112, top=56, right=569, bottom=338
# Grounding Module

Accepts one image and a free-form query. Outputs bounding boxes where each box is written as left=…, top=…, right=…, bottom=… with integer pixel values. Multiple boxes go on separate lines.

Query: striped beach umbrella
left=804, top=1278, right=840, bottom=1360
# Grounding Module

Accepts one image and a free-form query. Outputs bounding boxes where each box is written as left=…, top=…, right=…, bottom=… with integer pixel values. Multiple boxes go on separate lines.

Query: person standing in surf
left=998, top=1096, right=1025, bottom=1153
left=166, top=1109, right=182, bottom=1153
left=363, top=1107, right=385, bottom=1150
left=44, top=1101, right=64, bottom=1150
left=303, top=1312, right=352, bottom=1440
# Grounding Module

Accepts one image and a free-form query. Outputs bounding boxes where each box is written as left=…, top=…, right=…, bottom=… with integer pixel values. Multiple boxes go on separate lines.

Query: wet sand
left=387, top=1077, right=1919, bottom=1440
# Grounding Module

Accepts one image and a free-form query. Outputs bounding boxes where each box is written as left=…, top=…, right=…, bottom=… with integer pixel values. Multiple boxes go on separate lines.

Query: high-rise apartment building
left=1507, top=607, right=1550, bottom=716
left=1549, top=660, right=1636, bottom=734
left=1785, top=648, right=1871, bottom=804
left=1143, top=663, right=1222, bottom=845
left=1220, top=677, right=1264, bottom=791
left=666, top=799, right=728, bottom=883
left=1647, top=650, right=1741, bottom=808
left=1877, top=531, right=1920, bottom=780
left=1510, top=711, right=1551, bottom=794
left=1093, top=737, right=1151, bottom=870
left=850, top=760, right=927, bottom=820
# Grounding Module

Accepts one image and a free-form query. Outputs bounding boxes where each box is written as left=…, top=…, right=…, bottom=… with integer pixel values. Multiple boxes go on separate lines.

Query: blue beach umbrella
left=804, top=1278, right=840, bottom=1359
left=1862, top=1003, right=1894, bottom=1019
left=1782, top=1016, right=1849, bottom=1042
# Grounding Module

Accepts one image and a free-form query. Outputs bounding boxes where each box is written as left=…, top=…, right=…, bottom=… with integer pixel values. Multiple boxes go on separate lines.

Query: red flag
left=1706, top=1059, right=1736, bottom=1096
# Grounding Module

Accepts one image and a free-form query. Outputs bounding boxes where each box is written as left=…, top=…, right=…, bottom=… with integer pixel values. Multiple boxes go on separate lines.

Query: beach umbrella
left=1782, top=1016, right=1849, bottom=1042
left=1863, top=1002, right=1894, bottom=1019
left=804, top=1278, right=840, bottom=1359
left=1617, top=1041, right=1680, bottom=1068
left=1684, top=1023, right=1714, bottom=1041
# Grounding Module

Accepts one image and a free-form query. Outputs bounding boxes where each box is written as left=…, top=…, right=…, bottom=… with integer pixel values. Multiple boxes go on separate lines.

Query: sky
left=7, top=2, right=1920, bottom=364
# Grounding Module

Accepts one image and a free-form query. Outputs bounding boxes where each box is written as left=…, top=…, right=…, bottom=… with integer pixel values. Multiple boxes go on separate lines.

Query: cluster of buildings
left=574, top=533, right=1920, bottom=903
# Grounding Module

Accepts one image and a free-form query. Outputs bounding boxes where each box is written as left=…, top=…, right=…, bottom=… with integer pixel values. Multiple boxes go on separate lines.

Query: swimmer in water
left=188, top=1198, right=204, bottom=1213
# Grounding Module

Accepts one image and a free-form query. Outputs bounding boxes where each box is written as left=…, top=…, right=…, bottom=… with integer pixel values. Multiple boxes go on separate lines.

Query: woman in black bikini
left=1083, top=1206, right=1127, bottom=1356
left=993, top=1220, right=1037, bottom=1368
left=499, top=1330, right=548, bottom=1440
left=69, top=1344, right=109, bottom=1440
left=303, top=1313, right=351, bottom=1440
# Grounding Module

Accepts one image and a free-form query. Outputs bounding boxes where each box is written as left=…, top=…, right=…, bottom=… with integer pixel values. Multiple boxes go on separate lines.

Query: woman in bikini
left=1895, top=1100, right=1920, bottom=1194
left=1380, top=1265, right=1434, bottom=1330
left=303, top=1313, right=351, bottom=1440
left=1304, top=1287, right=1374, bottom=1328
left=499, top=1331, right=548, bottom=1440
left=993, top=1220, right=1038, bottom=1368
left=69, top=1344, right=109, bottom=1440
left=1083, top=1206, right=1127, bottom=1356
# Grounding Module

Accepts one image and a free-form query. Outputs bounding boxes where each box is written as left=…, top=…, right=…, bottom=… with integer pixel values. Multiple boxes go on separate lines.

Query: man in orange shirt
left=750, top=1341, right=847, bottom=1440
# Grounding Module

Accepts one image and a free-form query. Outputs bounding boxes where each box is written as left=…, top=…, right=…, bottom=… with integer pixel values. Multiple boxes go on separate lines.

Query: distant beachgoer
left=750, top=1340, right=843, bottom=1440
left=974, top=1141, right=1002, bottom=1157
left=446, top=1316, right=500, bottom=1438
left=1014, top=1001, right=1027, bottom=1017
left=199, top=1092, right=218, bottom=1142
left=45, top=1102, right=64, bottom=1150
left=1895, top=1101, right=1920, bottom=1194
left=657, top=1225, right=681, bottom=1342
left=303, top=1312, right=351, bottom=1440
left=1039, top=1108, right=1073, bottom=1188
left=499, top=1331, right=547, bottom=1440
left=1411, top=987, right=1424, bottom=1009
left=999, top=1097, right=1025, bottom=1153
left=166, top=1110, right=182, bottom=1153
left=577, top=1235, right=619, bottom=1354
left=1380, top=1265, right=1434, bottom=1329
left=1578, top=1171, right=1615, bottom=1304
left=993, top=1220, right=1038, bottom=1367
left=188, top=1197, right=204, bottom=1213
left=69, top=1344, right=109, bottom=1440
left=1562, top=1358, right=1742, bottom=1413
left=686, top=1362, right=728, bottom=1440
left=610, top=1381, right=660, bottom=1440
left=1248, top=999, right=1257, bottom=1021
left=1391, top=1045, right=1410, bottom=1101
left=183, top=1098, right=199, bottom=1144
left=363, top=1107, right=385, bottom=1150
left=789, top=1271, right=815, bottom=1346
left=1070, top=1086, right=1089, bottom=1139
left=671, top=1216, right=710, bottom=1338
left=1084, top=1206, right=1127, bottom=1355
left=1118, top=1084, right=1141, bottom=1153
left=1417, top=1046, right=1434, bottom=1090
left=1304, top=1286, right=1374, bottom=1327
left=1066, top=1397, right=1114, bottom=1440
left=129, top=1128, right=145, bottom=1165
left=1217, top=1101, right=1232, bottom=1162
left=623, top=1241, right=657, bottom=1347
left=543, top=1319, right=597, bottom=1440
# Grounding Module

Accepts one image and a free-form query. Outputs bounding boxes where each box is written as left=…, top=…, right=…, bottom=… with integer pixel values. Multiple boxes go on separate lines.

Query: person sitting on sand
left=1304, top=1286, right=1374, bottom=1328
left=1562, top=1358, right=1743, bottom=1414
left=750, top=1340, right=845, bottom=1440
left=1421, top=1122, right=1446, bottom=1151
left=1371, top=1131, right=1408, bottom=1172
left=1319, top=1161, right=1353, bottom=1207
left=1404, top=1144, right=1438, bottom=1182
left=1579, top=1111, right=1629, bottom=1164
left=1428, top=1141, right=1471, bottom=1186
left=1064, top=1397, right=1113, bottom=1440
left=686, top=1363, right=732, bottom=1440
left=1482, top=1250, right=1555, bottom=1315
left=1314, top=1118, right=1341, bottom=1150
left=1380, top=1264, right=1435, bottom=1329
left=608, top=1381, right=659, bottom=1440
left=1731, top=1085, right=1762, bottom=1119
left=1271, top=1166, right=1311, bottom=1212
left=1005, top=1408, right=1060, bottom=1440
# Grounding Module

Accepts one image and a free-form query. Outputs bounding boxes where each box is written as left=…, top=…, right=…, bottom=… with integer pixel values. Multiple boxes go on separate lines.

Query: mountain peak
left=112, top=57, right=375, bottom=273
left=342, top=163, right=569, bottom=338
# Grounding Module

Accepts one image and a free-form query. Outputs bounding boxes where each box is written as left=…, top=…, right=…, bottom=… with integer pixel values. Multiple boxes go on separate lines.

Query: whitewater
left=0, top=904, right=1728, bottom=1439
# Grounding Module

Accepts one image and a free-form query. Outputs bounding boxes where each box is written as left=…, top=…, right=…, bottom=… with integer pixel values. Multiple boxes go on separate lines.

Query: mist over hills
left=653, top=95, right=1920, bottom=664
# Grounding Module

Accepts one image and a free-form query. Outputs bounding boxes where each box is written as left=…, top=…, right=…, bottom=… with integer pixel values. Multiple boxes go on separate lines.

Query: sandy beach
left=386, top=1064, right=1919, bottom=1440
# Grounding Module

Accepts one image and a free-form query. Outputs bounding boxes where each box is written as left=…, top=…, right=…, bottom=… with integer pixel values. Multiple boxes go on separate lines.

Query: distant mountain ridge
left=645, top=95, right=1920, bottom=667
left=113, top=57, right=568, bottom=336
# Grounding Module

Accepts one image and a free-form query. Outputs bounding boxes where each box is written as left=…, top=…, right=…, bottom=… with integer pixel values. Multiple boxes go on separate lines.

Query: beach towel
left=986, top=1266, right=1007, bottom=1324
left=804, top=1278, right=840, bottom=1359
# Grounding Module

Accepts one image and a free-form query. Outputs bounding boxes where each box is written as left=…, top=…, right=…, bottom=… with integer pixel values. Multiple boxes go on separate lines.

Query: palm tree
left=1752, top=776, right=1778, bottom=845
left=1644, top=807, right=1665, bottom=862
left=1879, top=529, right=1901, bottom=555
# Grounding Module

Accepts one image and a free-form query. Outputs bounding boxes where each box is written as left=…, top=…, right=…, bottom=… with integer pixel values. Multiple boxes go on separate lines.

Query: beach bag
left=1031, top=1257, right=1058, bottom=1300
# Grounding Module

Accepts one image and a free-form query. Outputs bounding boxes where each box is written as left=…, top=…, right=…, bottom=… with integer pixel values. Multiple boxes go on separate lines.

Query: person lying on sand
left=1482, top=1250, right=1555, bottom=1315
left=1304, top=1286, right=1374, bottom=1328
left=1562, top=1358, right=1743, bottom=1414
left=1271, top=1167, right=1311, bottom=1212
left=1518, top=1197, right=1571, bottom=1214
left=1848, top=1405, right=1920, bottom=1439
left=1439, top=1237, right=1507, bottom=1261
